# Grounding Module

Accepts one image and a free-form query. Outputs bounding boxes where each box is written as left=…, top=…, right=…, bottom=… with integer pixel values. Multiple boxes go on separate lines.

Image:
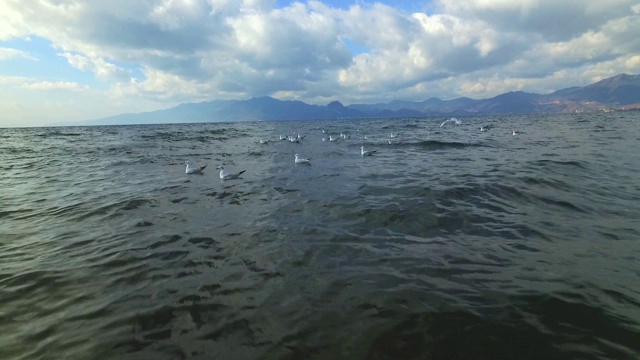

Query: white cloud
left=59, top=52, right=131, bottom=82
left=22, top=81, right=90, bottom=92
left=112, top=67, right=211, bottom=102
left=437, top=0, right=637, bottom=41
left=0, top=47, right=38, bottom=61
left=624, top=55, right=640, bottom=69
left=0, top=75, right=30, bottom=85
left=0, top=0, right=639, bottom=125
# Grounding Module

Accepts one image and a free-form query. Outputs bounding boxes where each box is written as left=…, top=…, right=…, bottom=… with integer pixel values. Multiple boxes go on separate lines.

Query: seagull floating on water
left=259, top=139, right=270, bottom=144
left=294, top=154, right=311, bottom=164
left=329, top=135, right=339, bottom=142
left=440, top=117, right=461, bottom=127
left=390, top=133, right=398, bottom=138
left=480, top=126, right=486, bottom=132
left=360, top=146, right=377, bottom=156
left=185, top=161, right=207, bottom=174
left=216, top=165, right=246, bottom=180
left=512, top=130, right=517, bottom=136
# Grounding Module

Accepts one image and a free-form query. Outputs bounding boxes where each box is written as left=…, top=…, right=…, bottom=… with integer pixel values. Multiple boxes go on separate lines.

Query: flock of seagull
left=184, top=128, right=387, bottom=179
left=184, top=118, right=519, bottom=179
left=184, top=161, right=248, bottom=179
left=282, top=130, right=381, bottom=164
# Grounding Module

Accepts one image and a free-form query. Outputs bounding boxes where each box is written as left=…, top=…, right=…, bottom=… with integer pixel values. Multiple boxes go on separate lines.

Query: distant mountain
left=83, top=73, right=640, bottom=125
left=548, top=73, right=640, bottom=105
left=84, top=97, right=364, bottom=125
left=471, top=91, right=543, bottom=114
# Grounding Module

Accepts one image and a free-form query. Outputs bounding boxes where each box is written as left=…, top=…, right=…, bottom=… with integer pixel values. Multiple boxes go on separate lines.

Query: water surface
left=1, top=113, right=639, bottom=359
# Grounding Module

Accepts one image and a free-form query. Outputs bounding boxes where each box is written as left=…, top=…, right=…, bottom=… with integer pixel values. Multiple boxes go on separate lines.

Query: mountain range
left=85, top=73, right=640, bottom=125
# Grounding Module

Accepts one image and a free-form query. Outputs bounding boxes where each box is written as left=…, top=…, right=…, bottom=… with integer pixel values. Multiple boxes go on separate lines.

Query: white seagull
left=480, top=126, right=486, bottom=132
left=294, top=154, right=311, bottom=164
left=259, top=139, right=270, bottom=144
left=440, top=117, right=461, bottom=127
left=216, top=165, right=246, bottom=180
left=390, top=133, right=398, bottom=138
left=360, top=146, right=377, bottom=156
left=512, top=130, right=517, bottom=136
left=185, top=161, right=207, bottom=174
left=329, top=135, right=339, bottom=142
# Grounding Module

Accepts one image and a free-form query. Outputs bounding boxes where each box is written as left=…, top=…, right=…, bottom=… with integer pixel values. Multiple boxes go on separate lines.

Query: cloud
left=625, top=55, right=640, bottom=69
left=0, top=75, right=30, bottom=85
left=438, top=0, right=635, bottom=42
left=59, top=52, right=131, bottom=82
left=0, top=0, right=639, bottom=126
left=112, top=68, right=212, bottom=102
left=22, top=81, right=90, bottom=92
left=0, top=47, right=38, bottom=60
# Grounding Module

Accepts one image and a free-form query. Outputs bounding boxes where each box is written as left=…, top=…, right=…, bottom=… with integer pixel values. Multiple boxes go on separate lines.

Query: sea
left=1, top=113, right=639, bottom=360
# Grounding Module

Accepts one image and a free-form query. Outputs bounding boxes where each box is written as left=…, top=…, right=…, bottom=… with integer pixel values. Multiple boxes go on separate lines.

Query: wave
left=519, top=175, right=573, bottom=189
left=35, top=131, right=83, bottom=137
left=535, top=194, right=588, bottom=213
left=0, top=208, right=33, bottom=220
left=139, top=131, right=186, bottom=141
left=398, top=140, right=487, bottom=150
left=68, top=198, right=158, bottom=222
left=354, top=180, right=589, bottom=242
left=364, top=292, right=640, bottom=359
left=3, top=114, right=639, bottom=360
left=532, top=159, right=588, bottom=169
left=137, top=128, right=250, bottom=143
left=0, top=147, right=37, bottom=154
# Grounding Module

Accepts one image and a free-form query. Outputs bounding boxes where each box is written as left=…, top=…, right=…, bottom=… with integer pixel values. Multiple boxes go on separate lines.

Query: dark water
left=1, top=113, right=639, bottom=360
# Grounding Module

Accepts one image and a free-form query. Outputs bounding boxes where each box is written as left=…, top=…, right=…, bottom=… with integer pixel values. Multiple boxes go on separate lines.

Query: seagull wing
left=222, top=170, right=246, bottom=179
left=187, top=164, right=207, bottom=174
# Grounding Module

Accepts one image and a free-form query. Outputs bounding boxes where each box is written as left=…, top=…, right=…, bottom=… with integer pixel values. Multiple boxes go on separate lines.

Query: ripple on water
left=1, top=115, right=639, bottom=360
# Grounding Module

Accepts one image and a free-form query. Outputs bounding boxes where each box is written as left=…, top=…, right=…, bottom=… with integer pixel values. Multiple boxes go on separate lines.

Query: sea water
left=1, top=113, right=639, bottom=359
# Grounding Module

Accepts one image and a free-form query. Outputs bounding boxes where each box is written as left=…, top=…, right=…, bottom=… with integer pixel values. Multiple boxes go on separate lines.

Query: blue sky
left=1, top=0, right=639, bottom=127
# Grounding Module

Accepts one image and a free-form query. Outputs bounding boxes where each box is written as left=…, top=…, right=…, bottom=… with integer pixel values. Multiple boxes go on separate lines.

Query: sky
left=1, top=0, right=640, bottom=127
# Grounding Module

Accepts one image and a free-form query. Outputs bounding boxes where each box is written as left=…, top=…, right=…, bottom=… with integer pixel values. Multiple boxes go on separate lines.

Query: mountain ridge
left=83, top=73, right=640, bottom=125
